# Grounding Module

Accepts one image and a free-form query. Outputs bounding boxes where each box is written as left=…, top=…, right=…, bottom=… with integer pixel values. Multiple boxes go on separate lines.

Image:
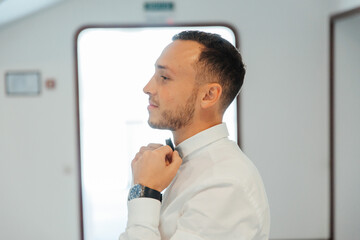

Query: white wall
left=0, top=0, right=334, bottom=239
left=331, top=0, right=360, bottom=13
left=334, top=11, right=360, bottom=240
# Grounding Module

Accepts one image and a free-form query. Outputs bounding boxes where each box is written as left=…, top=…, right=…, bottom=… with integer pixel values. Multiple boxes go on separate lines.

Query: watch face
left=128, top=184, right=142, bottom=201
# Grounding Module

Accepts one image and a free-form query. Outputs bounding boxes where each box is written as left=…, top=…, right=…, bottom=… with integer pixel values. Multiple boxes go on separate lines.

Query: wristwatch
left=128, top=184, right=162, bottom=202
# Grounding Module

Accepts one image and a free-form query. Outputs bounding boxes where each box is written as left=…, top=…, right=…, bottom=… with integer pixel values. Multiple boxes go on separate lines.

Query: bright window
left=77, top=25, right=238, bottom=240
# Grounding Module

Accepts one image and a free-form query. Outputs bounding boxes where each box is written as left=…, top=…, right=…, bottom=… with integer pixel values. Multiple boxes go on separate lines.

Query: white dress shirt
left=120, top=123, right=270, bottom=240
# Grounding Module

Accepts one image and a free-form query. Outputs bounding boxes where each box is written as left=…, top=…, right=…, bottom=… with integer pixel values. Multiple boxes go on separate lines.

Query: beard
left=148, top=88, right=198, bottom=131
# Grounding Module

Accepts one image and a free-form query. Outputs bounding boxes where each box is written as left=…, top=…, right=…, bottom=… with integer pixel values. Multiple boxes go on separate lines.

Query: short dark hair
left=172, top=30, right=246, bottom=111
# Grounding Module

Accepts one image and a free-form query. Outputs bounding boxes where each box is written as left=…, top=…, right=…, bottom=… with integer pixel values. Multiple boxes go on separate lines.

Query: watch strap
left=128, top=184, right=162, bottom=202
left=143, top=186, right=162, bottom=202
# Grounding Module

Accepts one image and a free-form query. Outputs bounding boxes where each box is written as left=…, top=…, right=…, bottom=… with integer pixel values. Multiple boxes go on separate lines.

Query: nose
left=143, top=75, right=156, bottom=96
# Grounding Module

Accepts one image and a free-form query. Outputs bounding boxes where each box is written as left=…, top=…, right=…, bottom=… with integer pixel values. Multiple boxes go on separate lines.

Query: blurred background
left=0, top=0, right=359, bottom=240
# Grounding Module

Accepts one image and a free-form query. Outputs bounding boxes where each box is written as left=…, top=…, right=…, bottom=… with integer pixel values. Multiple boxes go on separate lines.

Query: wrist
left=128, top=184, right=162, bottom=202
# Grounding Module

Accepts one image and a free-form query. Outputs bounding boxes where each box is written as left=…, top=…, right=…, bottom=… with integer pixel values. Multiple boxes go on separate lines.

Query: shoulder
left=203, top=139, right=270, bottom=217
left=205, top=138, right=260, bottom=183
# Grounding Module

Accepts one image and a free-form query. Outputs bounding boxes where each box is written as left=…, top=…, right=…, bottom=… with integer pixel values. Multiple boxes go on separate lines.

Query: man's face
left=143, top=40, right=202, bottom=131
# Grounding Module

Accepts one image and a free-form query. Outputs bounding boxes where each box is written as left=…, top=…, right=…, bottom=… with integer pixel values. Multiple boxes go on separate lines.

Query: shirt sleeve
left=119, top=198, right=161, bottom=240
left=169, top=179, right=269, bottom=240
left=119, top=179, right=269, bottom=240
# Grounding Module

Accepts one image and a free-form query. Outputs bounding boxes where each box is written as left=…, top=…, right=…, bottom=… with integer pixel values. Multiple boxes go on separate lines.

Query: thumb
left=169, top=150, right=182, bottom=171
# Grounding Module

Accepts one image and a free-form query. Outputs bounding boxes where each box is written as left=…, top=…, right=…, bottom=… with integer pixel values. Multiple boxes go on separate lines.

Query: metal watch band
left=128, top=184, right=162, bottom=202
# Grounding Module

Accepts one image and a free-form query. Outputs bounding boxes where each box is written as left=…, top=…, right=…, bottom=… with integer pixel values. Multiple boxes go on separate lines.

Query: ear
left=200, top=83, right=222, bottom=109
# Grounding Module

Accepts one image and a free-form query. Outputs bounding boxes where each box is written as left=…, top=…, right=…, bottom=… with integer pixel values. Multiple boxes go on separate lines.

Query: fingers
left=155, top=146, right=182, bottom=171
left=155, top=145, right=173, bottom=155
left=133, top=144, right=169, bottom=165
left=147, top=143, right=163, bottom=149
left=169, top=150, right=183, bottom=171
left=134, top=144, right=179, bottom=169
left=138, top=143, right=163, bottom=154
left=139, top=146, right=149, bottom=153
left=131, top=145, right=182, bottom=192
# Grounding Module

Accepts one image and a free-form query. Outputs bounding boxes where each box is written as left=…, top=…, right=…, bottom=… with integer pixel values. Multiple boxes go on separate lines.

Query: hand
left=131, top=144, right=182, bottom=192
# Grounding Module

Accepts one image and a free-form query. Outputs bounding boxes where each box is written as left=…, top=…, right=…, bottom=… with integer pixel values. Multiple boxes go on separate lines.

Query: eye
left=161, top=75, right=170, bottom=81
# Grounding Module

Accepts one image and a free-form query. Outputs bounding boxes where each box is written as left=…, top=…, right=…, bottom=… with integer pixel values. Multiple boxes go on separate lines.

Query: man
left=119, top=31, right=270, bottom=240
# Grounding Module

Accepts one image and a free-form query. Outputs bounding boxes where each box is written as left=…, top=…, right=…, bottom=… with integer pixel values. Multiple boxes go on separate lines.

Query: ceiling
left=0, top=0, right=64, bottom=28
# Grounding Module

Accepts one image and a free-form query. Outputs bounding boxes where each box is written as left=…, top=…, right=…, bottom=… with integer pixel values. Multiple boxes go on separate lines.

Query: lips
left=149, top=102, right=158, bottom=107
left=148, top=99, right=159, bottom=110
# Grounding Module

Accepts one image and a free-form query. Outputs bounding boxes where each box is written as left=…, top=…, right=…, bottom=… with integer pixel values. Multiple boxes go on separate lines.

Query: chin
left=148, top=119, right=174, bottom=131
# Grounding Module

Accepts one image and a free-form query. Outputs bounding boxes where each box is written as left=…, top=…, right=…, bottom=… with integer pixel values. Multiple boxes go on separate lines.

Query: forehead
left=156, top=40, right=203, bottom=73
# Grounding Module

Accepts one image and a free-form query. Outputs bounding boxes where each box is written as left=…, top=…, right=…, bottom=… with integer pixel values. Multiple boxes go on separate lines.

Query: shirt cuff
left=127, top=198, right=161, bottom=228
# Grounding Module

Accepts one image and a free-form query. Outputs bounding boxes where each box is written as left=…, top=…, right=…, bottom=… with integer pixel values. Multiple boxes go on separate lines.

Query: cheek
left=158, top=84, right=195, bottom=107
left=158, top=88, right=176, bottom=105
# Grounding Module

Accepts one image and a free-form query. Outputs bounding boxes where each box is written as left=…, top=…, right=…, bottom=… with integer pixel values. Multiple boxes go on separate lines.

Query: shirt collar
left=175, top=123, right=229, bottom=160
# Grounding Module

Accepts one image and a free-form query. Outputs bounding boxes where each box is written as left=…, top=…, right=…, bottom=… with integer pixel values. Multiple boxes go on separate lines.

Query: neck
left=172, top=119, right=222, bottom=146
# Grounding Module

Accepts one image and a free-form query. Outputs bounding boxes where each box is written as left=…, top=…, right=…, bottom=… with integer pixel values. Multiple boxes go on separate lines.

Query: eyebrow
left=155, top=64, right=175, bottom=76
left=156, top=64, right=167, bottom=69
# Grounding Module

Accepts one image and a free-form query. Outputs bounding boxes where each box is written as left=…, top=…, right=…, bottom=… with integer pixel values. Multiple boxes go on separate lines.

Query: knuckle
left=134, top=153, right=140, bottom=160
left=147, top=143, right=163, bottom=149
left=142, top=150, right=151, bottom=158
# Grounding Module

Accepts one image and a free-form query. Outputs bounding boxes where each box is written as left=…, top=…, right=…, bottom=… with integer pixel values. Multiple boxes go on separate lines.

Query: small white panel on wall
left=5, top=71, right=41, bottom=95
